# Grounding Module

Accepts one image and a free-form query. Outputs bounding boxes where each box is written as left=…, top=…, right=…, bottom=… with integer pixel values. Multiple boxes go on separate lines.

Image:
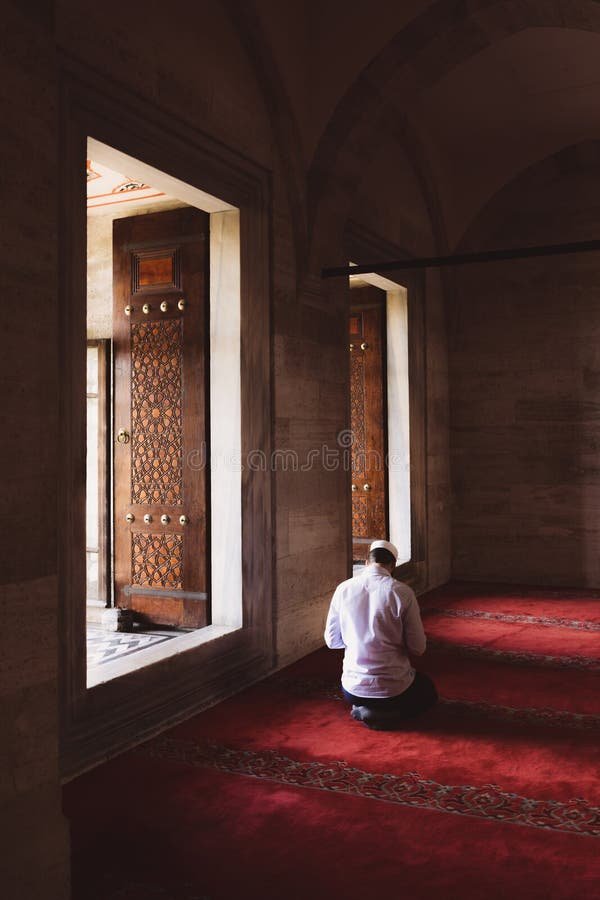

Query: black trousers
left=342, top=671, right=438, bottom=720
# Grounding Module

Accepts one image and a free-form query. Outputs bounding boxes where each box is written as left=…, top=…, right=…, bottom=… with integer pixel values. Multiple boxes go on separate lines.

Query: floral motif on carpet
left=137, top=737, right=600, bottom=838
left=422, top=607, right=600, bottom=632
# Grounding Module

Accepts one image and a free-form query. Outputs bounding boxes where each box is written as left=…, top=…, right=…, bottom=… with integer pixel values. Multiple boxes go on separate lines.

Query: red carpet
left=64, top=582, right=600, bottom=900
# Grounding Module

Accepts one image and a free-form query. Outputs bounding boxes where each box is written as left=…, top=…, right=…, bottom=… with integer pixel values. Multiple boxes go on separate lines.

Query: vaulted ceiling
left=407, top=25, right=600, bottom=244
left=252, top=0, right=600, bottom=247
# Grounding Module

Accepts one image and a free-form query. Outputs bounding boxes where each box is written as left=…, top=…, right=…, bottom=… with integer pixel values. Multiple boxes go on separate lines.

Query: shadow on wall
left=450, top=142, right=600, bottom=588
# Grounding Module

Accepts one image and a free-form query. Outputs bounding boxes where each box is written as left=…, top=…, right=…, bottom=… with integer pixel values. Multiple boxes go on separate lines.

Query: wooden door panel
left=350, top=289, right=387, bottom=561
left=113, top=207, right=209, bottom=628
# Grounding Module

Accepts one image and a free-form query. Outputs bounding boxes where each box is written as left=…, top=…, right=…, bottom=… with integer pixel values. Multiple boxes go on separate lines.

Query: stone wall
left=0, top=5, right=70, bottom=898
left=0, top=3, right=450, bottom=893
left=450, top=143, right=600, bottom=586
left=351, top=136, right=451, bottom=593
left=274, top=130, right=451, bottom=664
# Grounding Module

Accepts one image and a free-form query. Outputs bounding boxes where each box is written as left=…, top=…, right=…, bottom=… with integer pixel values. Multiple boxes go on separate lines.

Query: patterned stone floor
left=86, top=626, right=180, bottom=669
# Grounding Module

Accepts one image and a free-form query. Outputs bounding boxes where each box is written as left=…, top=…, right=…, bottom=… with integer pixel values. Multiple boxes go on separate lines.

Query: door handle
left=116, top=428, right=130, bottom=445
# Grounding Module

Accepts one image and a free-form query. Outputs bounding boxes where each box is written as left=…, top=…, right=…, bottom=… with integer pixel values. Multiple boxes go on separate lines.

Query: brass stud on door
left=177, top=298, right=186, bottom=311
left=363, top=483, right=372, bottom=492
left=179, top=515, right=189, bottom=525
left=161, top=514, right=171, bottom=525
left=125, top=305, right=134, bottom=316
left=142, top=303, right=151, bottom=314
left=125, top=513, right=135, bottom=523
left=361, top=342, right=369, bottom=351
left=160, top=300, right=169, bottom=312
left=351, top=484, right=358, bottom=492
left=144, top=514, right=153, bottom=524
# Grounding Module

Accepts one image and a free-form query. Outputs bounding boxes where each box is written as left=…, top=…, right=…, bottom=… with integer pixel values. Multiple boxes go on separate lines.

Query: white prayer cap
left=369, top=539, right=398, bottom=561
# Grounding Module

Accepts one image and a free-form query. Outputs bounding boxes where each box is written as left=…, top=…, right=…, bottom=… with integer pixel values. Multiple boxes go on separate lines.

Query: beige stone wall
left=4, top=0, right=599, bottom=890
left=1, top=6, right=70, bottom=898
left=274, top=133, right=451, bottom=665
left=273, top=270, right=350, bottom=664
left=425, top=268, right=452, bottom=587
left=450, top=144, right=600, bottom=586
left=1, top=3, right=451, bottom=891
left=350, top=136, right=451, bottom=595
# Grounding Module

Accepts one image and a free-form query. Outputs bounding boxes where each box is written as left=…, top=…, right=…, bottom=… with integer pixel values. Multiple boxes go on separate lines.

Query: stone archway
left=307, top=0, right=600, bottom=270
left=457, top=139, right=600, bottom=251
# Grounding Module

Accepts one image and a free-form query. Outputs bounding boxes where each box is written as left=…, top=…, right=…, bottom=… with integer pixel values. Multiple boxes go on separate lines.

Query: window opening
left=349, top=273, right=411, bottom=569
left=85, top=138, right=241, bottom=686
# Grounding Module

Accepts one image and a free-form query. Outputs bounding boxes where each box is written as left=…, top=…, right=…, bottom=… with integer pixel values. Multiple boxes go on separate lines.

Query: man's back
left=324, top=563, right=426, bottom=698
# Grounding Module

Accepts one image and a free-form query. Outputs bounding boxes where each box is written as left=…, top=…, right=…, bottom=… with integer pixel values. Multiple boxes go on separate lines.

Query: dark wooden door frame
left=59, top=60, right=273, bottom=777
left=345, top=222, right=428, bottom=593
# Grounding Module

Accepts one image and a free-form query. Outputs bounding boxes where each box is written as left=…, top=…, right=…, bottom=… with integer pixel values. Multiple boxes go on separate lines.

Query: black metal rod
left=322, top=239, right=600, bottom=279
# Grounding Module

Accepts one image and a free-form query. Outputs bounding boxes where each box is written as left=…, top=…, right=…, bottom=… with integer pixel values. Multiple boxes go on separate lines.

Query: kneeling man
left=324, top=540, right=437, bottom=729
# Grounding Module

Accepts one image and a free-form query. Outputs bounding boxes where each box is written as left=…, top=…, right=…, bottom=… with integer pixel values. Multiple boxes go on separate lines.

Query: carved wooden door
left=350, top=288, right=388, bottom=561
left=113, top=207, right=209, bottom=628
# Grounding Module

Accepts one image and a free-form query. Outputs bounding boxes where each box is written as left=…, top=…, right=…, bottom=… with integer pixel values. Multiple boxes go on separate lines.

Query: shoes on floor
left=350, top=705, right=403, bottom=731
left=351, top=705, right=374, bottom=724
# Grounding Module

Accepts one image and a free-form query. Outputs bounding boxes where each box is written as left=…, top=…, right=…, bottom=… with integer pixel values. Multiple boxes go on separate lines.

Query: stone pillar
left=0, top=5, right=70, bottom=897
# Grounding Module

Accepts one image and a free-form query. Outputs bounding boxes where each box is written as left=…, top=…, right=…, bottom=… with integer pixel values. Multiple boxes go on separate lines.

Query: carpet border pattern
left=428, top=638, right=600, bottom=670
left=422, top=607, right=600, bottom=632
left=138, top=737, right=600, bottom=838
left=440, top=697, right=600, bottom=731
left=274, top=677, right=600, bottom=731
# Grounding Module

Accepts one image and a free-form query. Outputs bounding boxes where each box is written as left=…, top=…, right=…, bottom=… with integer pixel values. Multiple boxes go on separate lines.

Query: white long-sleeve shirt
left=324, top=564, right=427, bottom=698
